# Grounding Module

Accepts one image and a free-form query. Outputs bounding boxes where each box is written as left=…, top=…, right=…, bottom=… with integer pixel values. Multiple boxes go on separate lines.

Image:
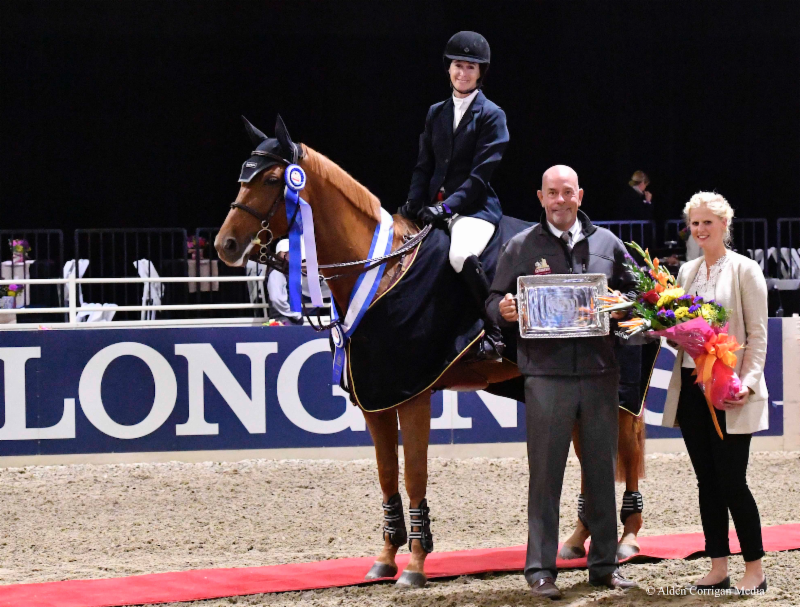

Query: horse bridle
left=228, top=147, right=432, bottom=281
left=229, top=150, right=301, bottom=268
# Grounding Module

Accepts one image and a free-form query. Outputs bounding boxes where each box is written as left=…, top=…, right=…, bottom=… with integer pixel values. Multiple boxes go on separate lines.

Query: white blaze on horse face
left=233, top=240, right=256, bottom=267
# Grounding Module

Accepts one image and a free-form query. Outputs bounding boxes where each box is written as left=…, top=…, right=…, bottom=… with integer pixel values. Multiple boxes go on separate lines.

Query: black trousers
left=523, top=374, right=619, bottom=583
left=676, top=368, right=764, bottom=562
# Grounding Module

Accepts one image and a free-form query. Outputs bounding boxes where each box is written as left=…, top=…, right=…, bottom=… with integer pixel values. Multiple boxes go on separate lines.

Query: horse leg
left=363, top=407, right=404, bottom=580
left=617, top=410, right=645, bottom=560
left=395, top=391, right=432, bottom=588
left=558, top=424, right=591, bottom=560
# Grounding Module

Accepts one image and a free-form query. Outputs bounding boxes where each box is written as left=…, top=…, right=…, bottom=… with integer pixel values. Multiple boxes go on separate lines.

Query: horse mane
left=301, top=145, right=381, bottom=222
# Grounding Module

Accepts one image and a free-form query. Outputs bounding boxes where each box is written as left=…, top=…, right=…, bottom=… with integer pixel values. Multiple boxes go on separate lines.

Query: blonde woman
left=662, top=192, right=768, bottom=594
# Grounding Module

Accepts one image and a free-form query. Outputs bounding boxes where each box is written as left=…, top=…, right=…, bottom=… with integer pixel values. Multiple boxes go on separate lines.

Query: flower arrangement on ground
left=599, top=242, right=741, bottom=439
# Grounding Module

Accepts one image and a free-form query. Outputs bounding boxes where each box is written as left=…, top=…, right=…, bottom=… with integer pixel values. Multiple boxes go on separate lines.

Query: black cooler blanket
left=347, top=215, right=534, bottom=412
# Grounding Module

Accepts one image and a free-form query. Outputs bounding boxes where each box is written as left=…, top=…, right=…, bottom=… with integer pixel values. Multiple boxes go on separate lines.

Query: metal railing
left=593, top=220, right=657, bottom=248
left=0, top=274, right=270, bottom=329
left=663, top=220, right=685, bottom=246
left=191, top=227, right=261, bottom=319
left=0, top=229, right=66, bottom=321
left=731, top=218, right=769, bottom=261
left=777, top=218, right=800, bottom=279
left=73, top=228, right=190, bottom=321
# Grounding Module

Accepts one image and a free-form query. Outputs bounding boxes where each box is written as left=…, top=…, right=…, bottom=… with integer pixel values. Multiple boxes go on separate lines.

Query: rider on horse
left=399, top=31, right=509, bottom=361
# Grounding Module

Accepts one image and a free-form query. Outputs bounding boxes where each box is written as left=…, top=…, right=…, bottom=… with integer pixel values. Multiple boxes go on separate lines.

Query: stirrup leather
left=381, top=493, right=407, bottom=547
left=620, top=490, right=643, bottom=524
left=407, top=498, right=434, bottom=553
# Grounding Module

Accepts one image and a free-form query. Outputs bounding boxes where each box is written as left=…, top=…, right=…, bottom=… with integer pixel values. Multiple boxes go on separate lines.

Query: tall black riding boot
left=460, top=255, right=505, bottom=360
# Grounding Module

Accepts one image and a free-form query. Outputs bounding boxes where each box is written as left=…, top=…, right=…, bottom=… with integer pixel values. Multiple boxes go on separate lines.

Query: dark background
left=2, top=0, right=799, bottom=240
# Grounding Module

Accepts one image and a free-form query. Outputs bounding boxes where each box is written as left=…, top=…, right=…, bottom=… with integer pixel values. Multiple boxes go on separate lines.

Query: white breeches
left=448, top=215, right=496, bottom=273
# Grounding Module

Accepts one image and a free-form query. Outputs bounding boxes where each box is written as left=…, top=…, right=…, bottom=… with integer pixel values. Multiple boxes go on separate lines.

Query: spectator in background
left=616, top=170, right=654, bottom=223
left=267, top=239, right=303, bottom=326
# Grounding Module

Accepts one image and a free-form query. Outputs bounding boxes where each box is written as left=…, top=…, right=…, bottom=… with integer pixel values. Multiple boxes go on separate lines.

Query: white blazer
left=661, top=251, right=769, bottom=434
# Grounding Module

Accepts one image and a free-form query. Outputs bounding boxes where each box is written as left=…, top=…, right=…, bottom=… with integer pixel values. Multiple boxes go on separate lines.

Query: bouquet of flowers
left=9, top=239, right=31, bottom=263
left=187, top=236, right=208, bottom=259
left=0, top=285, right=25, bottom=308
left=599, top=242, right=742, bottom=439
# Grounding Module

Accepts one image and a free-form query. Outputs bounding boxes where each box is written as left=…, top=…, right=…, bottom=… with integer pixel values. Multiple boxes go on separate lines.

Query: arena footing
left=2, top=524, right=799, bottom=607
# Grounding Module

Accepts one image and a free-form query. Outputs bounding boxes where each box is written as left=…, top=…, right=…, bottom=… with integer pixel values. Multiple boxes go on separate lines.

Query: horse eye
left=265, top=177, right=280, bottom=185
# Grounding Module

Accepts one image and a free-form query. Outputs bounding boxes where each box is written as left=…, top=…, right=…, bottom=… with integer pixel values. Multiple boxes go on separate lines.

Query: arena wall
left=0, top=318, right=796, bottom=466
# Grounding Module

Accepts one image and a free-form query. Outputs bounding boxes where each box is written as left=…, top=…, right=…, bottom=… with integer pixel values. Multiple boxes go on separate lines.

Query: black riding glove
left=417, top=203, right=453, bottom=226
left=398, top=201, right=418, bottom=220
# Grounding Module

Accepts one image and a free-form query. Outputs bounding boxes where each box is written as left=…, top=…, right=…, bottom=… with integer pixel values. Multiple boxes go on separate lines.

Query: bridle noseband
left=229, top=150, right=301, bottom=265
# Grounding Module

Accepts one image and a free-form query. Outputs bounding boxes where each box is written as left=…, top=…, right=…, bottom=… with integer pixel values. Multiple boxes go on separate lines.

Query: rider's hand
left=398, top=201, right=417, bottom=220
left=417, top=203, right=452, bottom=226
left=499, top=293, right=518, bottom=322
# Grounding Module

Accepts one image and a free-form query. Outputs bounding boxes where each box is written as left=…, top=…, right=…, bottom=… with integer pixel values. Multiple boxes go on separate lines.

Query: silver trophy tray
left=517, top=273, right=609, bottom=339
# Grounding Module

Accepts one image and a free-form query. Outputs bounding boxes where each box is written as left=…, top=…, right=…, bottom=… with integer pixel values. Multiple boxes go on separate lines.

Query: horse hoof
left=558, top=544, right=586, bottom=560
left=617, top=542, right=640, bottom=561
left=365, top=562, right=398, bottom=580
left=395, top=570, right=427, bottom=588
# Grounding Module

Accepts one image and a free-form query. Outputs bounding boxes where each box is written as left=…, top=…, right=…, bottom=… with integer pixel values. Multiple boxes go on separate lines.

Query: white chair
left=133, top=259, right=164, bottom=321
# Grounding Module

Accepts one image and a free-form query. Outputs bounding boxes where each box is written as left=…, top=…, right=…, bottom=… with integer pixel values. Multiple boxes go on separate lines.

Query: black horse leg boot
left=396, top=498, right=433, bottom=588
left=365, top=493, right=407, bottom=580
left=461, top=255, right=505, bottom=360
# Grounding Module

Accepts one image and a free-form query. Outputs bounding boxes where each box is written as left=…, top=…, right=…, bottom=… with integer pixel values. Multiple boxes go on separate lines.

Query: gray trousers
left=523, top=373, right=620, bottom=584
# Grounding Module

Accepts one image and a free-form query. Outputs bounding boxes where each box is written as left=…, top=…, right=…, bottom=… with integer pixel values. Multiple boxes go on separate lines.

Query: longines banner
left=0, top=320, right=784, bottom=457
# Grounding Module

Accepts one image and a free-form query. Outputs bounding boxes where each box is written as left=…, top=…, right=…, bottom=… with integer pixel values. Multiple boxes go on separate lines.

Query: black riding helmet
left=442, top=31, right=491, bottom=85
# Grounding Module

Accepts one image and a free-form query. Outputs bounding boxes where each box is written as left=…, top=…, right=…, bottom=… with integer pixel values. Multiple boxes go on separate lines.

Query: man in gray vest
left=486, top=165, right=637, bottom=598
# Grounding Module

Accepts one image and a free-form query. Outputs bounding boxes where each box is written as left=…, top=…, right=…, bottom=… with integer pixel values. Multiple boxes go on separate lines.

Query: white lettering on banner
left=175, top=342, right=278, bottom=435
left=79, top=342, right=177, bottom=439
left=276, top=339, right=365, bottom=434
left=0, top=347, right=76, bottom=440
left=431, top=390, right=518, bottom=430
left=476, top=391, right=518, bottom=427
left=431, top=391, right=472, bottom=429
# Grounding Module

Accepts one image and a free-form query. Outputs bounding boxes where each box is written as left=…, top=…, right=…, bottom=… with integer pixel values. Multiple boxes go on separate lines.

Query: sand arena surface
left=1, top=452, right=799, bottom=606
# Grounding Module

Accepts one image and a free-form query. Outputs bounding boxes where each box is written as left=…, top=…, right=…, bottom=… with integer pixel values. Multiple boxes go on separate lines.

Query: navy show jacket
left=406, top=90, right=509, bottom=225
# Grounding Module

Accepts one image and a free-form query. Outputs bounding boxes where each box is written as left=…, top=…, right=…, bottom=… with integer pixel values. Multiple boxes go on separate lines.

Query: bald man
left=486, top=166, right=637, bottom=598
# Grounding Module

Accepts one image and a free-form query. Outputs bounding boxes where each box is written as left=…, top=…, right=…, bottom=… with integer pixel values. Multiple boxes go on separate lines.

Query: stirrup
left=407, top=498, right=434, bottom=553
left=577, top=493, right=589, bottom=530
left=620, top=490, right=643, bottom=524
left=382, top=493, right=407, bottom=547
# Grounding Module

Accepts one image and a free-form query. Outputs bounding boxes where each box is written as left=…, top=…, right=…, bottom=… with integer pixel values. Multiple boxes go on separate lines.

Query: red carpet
left=2, top=524, right=799, bottom=607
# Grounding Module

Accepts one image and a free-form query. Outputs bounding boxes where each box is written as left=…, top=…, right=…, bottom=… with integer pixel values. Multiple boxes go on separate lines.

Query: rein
left=229, top=147, right=432, bottom=282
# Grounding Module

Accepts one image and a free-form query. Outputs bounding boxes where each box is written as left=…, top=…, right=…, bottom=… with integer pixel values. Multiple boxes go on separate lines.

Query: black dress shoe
left=530, top=576, right=561, bottom=599
left=590, top=570, right=637, bottom=589
left=687, top=576, right=731, bottom=591
left=732, top=576, right=767, bottom=595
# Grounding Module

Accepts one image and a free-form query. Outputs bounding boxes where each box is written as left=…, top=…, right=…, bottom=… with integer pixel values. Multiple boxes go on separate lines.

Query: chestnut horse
left=215, top=117, right=645, bottom=587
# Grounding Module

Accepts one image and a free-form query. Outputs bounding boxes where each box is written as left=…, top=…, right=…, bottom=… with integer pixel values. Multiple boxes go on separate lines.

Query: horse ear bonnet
left=274, top=114, right=299, bottom=164
left=238, top=115, right=296, bottom=183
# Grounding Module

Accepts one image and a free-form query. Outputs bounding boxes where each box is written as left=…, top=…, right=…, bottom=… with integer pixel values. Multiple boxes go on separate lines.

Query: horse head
left=215, top=115, right=299, bottom=266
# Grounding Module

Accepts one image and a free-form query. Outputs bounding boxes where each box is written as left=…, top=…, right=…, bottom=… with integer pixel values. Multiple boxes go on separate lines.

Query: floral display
left=599, top=242, right=742, bottom=439
left=0, top=284, right=23, bottom=297
left=187, top=236, right=208, bottom=259
left=9, top=239, right=31, bottom=263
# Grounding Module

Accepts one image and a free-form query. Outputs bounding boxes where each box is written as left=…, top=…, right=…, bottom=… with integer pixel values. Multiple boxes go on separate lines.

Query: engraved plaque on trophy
left=517, top=273, right=609, bottom=339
